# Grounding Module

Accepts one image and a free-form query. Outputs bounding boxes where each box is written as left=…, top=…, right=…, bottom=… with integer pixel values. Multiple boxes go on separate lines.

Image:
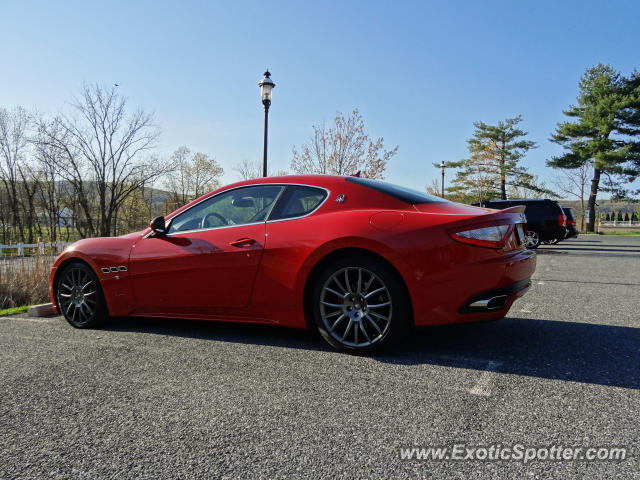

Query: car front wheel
left=56, top=262, right=108, bottom=328
left=312, top=256, right=408, bottom=354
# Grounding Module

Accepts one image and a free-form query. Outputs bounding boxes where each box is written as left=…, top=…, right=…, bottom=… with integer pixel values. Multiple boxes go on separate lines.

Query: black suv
left=473, top=199, right=567, bottom=248
left=543, top=207, right=579, bottom=244
left=562, top=207, right=579, bottom=239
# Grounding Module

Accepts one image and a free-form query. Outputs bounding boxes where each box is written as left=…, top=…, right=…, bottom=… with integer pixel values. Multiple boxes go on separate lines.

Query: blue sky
left=1, top=0, right=639, bottom=193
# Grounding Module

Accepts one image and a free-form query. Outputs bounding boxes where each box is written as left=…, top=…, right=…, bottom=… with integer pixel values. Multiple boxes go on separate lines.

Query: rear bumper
left=458, top=278, right=531, bottom=314
left=565, top=226, right=579, bottom=238
left=541, top=226, right=566, bottom=241
left=411, top=248, right=536, bottom=326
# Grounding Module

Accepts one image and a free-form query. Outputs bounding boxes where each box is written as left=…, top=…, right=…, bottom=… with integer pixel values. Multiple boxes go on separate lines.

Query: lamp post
left=440, top=160, right=446, bottom=198
left=259, top=70, right=275, bottom=177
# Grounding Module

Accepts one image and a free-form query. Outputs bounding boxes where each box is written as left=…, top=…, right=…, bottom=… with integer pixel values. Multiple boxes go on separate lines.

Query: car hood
left=63, top=233, right=141, bottom=257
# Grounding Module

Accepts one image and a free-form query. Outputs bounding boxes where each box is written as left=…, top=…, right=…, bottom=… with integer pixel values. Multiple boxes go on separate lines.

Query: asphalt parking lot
left=1, top=236, right=639, bottom=479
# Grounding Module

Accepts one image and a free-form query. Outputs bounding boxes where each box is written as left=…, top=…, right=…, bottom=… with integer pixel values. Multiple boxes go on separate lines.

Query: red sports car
left=50, top=175, right=536, bottom=353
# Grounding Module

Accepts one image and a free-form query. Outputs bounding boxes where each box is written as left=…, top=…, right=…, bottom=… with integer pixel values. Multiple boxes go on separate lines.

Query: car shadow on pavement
left=382, top=317, right=640, bottom=390
left=104, top=316, right=329, bottom=350
left=103, top=316, right=639, bottom=390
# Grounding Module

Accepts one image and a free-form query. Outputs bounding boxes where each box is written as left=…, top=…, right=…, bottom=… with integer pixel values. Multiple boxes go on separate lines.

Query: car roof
left=223, top=174, right=350, bottom=190
left=165, top=174, right=411, bottom=221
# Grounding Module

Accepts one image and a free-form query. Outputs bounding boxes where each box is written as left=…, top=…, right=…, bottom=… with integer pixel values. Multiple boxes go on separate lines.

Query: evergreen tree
left=448, top=115, right=538, bottom=201
left=548, top=64, right=640, bottom=232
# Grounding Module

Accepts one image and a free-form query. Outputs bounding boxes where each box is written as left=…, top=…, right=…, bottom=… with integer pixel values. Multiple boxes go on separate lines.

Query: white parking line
left=469, top=361, right=502, bottom=396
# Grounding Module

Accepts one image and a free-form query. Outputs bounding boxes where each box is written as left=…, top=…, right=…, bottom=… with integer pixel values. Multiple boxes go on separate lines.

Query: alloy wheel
left=319, top=267, right=392, bottom=348
left=57, top=266, right=98, bottom=325
left=525, top=230, right=540, bottom=248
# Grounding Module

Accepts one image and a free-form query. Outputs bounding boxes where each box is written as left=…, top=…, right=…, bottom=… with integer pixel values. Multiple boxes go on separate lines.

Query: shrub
left=0, top=255, right=54, bottom=309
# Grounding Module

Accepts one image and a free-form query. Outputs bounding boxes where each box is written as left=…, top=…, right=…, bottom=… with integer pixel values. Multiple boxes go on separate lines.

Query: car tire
left=56, top=262, right=108, bottom=328
left=524, top=230, right=541, bottom=249
left=312, top=255, right=409, bottom=354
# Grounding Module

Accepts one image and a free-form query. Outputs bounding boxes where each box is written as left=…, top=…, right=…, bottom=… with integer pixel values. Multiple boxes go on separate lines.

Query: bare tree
left=425, top=179, right=441, bottom=197
left=235, top=159, right=261, bottom=180
left=32, top=121, right=67, bottom=242
left=165, top=146, right=190, bottom=206
left=507, top=173, right=555, bottom=200
left=18, top=163, right=40, bottom=243
left=291, top=109, right=398, bottom=179
left=553, top=162, right=591, bottom=230
left=234, top=159, right=287, bottom=180
left=189, top=152, right=223, bottom=198
left=0, top=106, right=30, bottom=242
left=165, top=146, right=224, bottom=205
left=36, top=84, right=167, bottom=237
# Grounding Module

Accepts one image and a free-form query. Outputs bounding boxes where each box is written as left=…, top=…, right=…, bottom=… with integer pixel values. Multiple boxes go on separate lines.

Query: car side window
left=524, top=205, right=544, bottom=219
left=167, top=185, right=284, bottom=234
left=487, top=202, right=508, bottom=209
left=269, top=186, right=327, bottom=221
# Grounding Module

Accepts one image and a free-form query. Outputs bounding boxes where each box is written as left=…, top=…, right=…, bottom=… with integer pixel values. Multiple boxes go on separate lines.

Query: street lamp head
left=259, top=70, right=275, bottom=105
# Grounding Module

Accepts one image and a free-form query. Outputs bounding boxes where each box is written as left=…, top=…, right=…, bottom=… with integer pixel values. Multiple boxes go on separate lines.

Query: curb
left=28, top=303, right=56, bottom=317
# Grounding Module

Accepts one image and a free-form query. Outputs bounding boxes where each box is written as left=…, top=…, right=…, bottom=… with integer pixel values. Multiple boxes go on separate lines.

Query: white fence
left=599, top=221, right=640, bottom=228
left=0, top=241, right=70, bottom=257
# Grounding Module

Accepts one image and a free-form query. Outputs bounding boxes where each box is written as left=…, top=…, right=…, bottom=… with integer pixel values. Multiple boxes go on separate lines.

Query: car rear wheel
left=524, top=230, right=541, bottom=249
left=56, top=262, right=107, bottom=328
left=312, top=256, right=408, bottom=354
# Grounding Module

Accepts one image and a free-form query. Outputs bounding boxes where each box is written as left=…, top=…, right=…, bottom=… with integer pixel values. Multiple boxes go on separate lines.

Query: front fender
left=50, top=236, right=139, bottom=316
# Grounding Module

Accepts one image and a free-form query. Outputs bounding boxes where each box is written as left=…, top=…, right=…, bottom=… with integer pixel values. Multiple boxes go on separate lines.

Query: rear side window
left=563, top=208, right=575, bottom=220
left=524, top=204, right=545, bottom=217
left=345, top=177, right=445, bottom=204
left=269, top=186, right=327, bottom=221
left=484, top=202, right=509, bottom=209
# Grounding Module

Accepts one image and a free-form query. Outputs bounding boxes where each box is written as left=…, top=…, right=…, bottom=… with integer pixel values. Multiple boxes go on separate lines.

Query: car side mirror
left=149, top=216, right=167, bottom=236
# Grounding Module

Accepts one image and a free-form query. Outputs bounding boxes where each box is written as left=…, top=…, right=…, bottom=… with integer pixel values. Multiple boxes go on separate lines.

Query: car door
left=129, top=184, right=284, bottom=315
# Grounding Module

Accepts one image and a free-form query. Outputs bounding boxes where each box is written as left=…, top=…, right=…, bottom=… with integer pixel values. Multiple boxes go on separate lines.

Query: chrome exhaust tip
left=468, top=294, right=509, bottom=310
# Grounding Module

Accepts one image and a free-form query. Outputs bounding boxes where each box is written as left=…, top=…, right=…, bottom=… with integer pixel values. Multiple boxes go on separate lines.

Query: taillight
left=450, top=224, right=511, bottom=248
left=558, top=214, right=566, bottom=227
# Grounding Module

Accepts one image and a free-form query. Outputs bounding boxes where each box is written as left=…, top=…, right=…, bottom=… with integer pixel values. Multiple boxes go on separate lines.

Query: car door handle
left=229, top=238, right=256, bottom=247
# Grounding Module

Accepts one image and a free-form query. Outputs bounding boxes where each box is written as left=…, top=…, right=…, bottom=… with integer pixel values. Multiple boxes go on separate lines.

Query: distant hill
left=47, top=180, right=173, bottom=208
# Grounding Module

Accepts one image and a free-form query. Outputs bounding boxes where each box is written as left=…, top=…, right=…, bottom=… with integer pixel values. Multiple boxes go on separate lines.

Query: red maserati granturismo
left=50, top=175, right=536, bottom=353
